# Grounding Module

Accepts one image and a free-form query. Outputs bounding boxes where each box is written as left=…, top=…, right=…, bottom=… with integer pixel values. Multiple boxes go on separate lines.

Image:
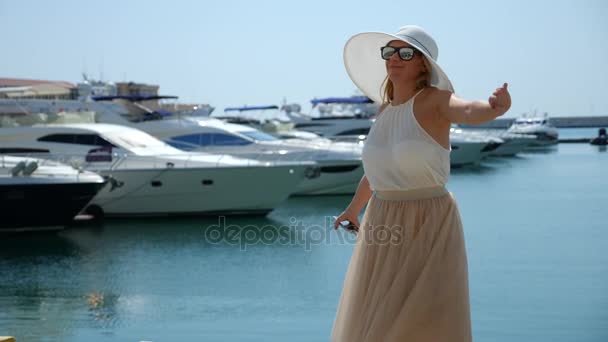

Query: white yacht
left=1, top=155, right=106, bottom=232
left=91, top=97, right=365, bottom=195
left=213, top=105, right=296, bottom=133
left=214, top=106, right=498, bottom=167
left=0, top=124, right=313, bottom=217
left=0, top=97, right=501, bottom=168
left=282, top=97, right=376, bottom=139
left=136, top=117, right=364, bottom=195
left=507, top=113, right=559, bottom=147
left=481, top=131, right=536, bottom=156
left=210, top=103, right=374, bottom=140
left=450, top=126, right=534, bottom=157
left=285, top=98, right=508, bottom=166
left=0, top=97, right=364, bottom=195
left=448, top=134, right=497, bottom=166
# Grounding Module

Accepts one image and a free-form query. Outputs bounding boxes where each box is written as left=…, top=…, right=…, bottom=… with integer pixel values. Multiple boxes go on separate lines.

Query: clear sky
left=1, top=0, right=606, bottom=117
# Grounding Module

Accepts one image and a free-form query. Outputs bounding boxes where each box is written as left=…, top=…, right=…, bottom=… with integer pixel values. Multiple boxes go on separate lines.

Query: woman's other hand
left=489, top=82, right=511, bottom=116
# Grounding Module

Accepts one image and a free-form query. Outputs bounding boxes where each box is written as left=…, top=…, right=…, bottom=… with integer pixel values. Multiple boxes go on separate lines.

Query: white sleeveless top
left=362, top=90, right=451, bottom=191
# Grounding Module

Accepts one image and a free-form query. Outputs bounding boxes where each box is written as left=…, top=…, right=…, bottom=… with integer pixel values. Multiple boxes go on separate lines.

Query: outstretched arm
left=436, top=83, right=512, bottom=125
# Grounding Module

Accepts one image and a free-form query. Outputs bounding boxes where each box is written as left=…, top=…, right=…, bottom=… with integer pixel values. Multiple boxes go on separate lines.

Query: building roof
left=0, top=78, right=76, bottom=89
left=0, top=84, right=72, bottom=98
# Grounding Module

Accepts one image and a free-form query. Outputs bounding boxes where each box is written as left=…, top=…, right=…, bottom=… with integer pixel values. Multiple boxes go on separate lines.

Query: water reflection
left=451, top=163, right=500, bottom=175
left=518, top=145, right=559, bottom=155
left=0, top=234, right=92, bottom=341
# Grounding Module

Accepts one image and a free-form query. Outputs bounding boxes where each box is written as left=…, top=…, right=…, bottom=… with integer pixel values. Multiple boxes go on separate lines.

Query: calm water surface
left=1, top=132, right=607, bottom=341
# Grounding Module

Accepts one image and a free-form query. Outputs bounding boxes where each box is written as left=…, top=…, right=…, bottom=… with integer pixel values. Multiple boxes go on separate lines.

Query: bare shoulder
left=414, top=87, right=453, bottom=128
left=415, top=87, right=443, bottom=112
left=418, top=87, right=455, bottom=121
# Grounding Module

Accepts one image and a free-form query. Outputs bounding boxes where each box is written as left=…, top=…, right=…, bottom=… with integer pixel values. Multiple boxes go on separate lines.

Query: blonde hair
left=381, top=57, right=432, bottom=104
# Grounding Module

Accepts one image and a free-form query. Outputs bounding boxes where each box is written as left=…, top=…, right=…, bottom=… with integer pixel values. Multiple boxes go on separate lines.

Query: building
left=0, top=78, right=77, bottom=100
left=116, top=82, right=159, bottom=97
left=114, top=81, right=160, bottom=108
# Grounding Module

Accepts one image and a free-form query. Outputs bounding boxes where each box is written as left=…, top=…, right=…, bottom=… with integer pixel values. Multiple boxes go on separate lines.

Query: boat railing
left=0, top=154, right=101, bottom=182
left=190, top=149, right=362, bottom=163
left=0, top=151, right=320, bottom=173
left=106, top=153, right=315, bottom=169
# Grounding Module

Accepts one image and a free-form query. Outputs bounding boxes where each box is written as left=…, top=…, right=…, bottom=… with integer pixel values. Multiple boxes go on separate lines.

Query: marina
left=0, top=78, right=606, bottom=342
left=1, top=1, right=607, bottom=339
left=1, top=91, right=605, bottom=225
left=0, top=138, right=606, bottom=341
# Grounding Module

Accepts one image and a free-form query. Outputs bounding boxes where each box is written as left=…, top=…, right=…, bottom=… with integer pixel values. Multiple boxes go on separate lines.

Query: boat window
left=200, top=134, right=212, bottom=146
left=75, top=134, right=115, bottom=147
left=0, top=148, right=50, bottom=154
left=38, top=133, right=116, bottom=147
left=335, top=128, right=370, bottom=136
left=38, top=134, right=76, bottom=144
left=173, top=134, right=202, bottom=146
left=172, top=134, right=212, bottom=146
left=171, top=133, right=251, bottom=146
left=97, top=136, right=115, bottom=147
left=166, top=140, right=198, bottom=151
left=74, top=134, right=97, bottom=145
left=212, top=133, right=252, bottom=146
left=239, top=131, right=277, bottom=141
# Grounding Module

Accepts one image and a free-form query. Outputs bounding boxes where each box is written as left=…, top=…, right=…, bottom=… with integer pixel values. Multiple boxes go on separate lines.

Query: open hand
left=489, top=82, right=511, bottom=116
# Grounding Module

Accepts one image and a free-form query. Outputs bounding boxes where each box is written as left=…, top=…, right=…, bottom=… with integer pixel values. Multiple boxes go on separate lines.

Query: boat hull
left=87, top=164, right=307, bottom=216
left=1, top=181, right=106, bottom=232
left=450, top=141, right=487, bottom=166
left=293, top=160, right=363, bottom=195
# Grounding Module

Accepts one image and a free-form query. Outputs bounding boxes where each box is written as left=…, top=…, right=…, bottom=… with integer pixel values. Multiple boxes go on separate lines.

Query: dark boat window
left=38, top=134, right=76, bottom=144
left=166, top=140, right=197, bottom=151
left=172, top=133, right=251, bottom=146
left=320, top=165, right=360, bottom=173
left=75, top=134, right=98, bottom=145
left=335, top=128, right=370, bottom=136
left=173, top=133, right=202, bottom=146
left=295, top=123, right=327, bottom=128
left=0, top=148, right=50, bottom=154
left=96, top=136, right=115, bottom=147
left=200, top=134, right=212, bottom=146
left=212, top=133, right=252, bottom=146
left=38, top=134, right=116, bottom=147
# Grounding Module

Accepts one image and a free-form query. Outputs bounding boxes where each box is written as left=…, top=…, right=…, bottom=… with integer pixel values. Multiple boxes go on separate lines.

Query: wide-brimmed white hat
left=343, top=25, right=454, bottom=103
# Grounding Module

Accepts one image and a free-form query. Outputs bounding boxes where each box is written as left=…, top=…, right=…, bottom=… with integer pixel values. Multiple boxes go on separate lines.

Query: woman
left=331, top=25, right=511, bottom=341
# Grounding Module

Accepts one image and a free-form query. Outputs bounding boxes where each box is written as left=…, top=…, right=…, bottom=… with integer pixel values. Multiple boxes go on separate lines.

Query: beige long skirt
left=331, top=186, right=472, bottom=342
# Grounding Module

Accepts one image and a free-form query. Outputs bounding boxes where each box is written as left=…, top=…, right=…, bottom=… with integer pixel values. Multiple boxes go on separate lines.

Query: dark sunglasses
left=380, top=46, right=420, bottom=61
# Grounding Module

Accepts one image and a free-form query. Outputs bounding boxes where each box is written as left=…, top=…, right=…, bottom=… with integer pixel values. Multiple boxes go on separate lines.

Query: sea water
left=1, top=129, right=606, bottom=341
